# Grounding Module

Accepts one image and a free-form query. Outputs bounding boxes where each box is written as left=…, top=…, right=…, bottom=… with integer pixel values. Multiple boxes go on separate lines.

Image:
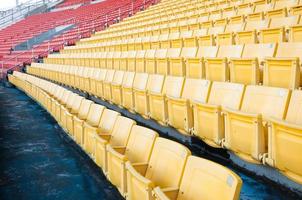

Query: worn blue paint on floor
left=0, top=85, right=123, bottom=200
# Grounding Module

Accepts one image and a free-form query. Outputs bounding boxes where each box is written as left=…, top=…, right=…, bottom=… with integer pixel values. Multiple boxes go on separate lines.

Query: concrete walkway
left=0, top=85, right=123, bottom=200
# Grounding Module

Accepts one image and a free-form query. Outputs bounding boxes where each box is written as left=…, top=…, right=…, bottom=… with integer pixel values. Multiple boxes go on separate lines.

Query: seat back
left=66, top=93, right=77, bottom=109
left=133, top=73, right=149, bottom=90
left=208, top=82, right=245, bottom=109
left=163, top=76, right=185, bottom=98
left=104, top=69, right=115, bottom=83
left=182, top=78, right=211, bottom=103
left=71, top=95, right=84, bottom=113
left=244, top=20, right=269, bottom=31
left=122, top=72, right=136, bottom=88
left=264, top=42, right=301, bottom=88
left=112, top=70, right=125, bottom=85
left=208, top=26, right=225, bottom=35
left=167, top=48, right=181, bottom=58
left=62, top=90, right=72, bottom=104
left=78, top=99, right=93, bottom=119
left=178, top=156, right=242, bottom=200
left=147, top=74, right=165, bottom=94
left=242, top=43, right=276, bottom=62
left=145, top=138, right=191, bottom=188
left=274, top=42, right=302, bottom=59
left=217, top=45, right=243, bottom=58
left=98, top=109, right=121, bottom=133
left=225, top=23, right=245, bottom=33
left=181, top=47, right=198, bottom=58
left=96, top=69, right=107, bottom=81
left=241, top=85, right=290, bottom=119
left=285, top=90, right=302, bottom=124
left=86, top=104, right=105, bottom=126
left=269, top=16, right=300, bottom=29
left=193, top=28, right=208, bottom=37
left=196, top=46, right=219, bottom=58
left=274, top=0, right=299, bottom=9
left=125, top=125, right=158, bottom=163
left=109, top=116, right=136, bottom=146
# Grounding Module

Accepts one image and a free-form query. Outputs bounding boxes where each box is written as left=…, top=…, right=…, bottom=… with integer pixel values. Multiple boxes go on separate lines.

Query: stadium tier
left=0, top=0, right=152, bottom=72
left=3, top=0, right=302, bottom=199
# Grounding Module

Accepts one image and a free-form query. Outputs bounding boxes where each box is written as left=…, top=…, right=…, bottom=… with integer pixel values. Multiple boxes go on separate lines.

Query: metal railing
left=0, top=0, right=158, bottom=81
left=0, top=0, right=63, bottom=30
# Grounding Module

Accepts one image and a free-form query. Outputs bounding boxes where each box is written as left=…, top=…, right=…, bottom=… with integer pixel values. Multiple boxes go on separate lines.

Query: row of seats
left=8, top=71, right=243, bottom=200
left=64, top=18, right=302, bottom=55
left=79, top=0, right=302, bottom=45
left=45, top=43, right=302, bottom=89
left=75, top=15, right=302, bottom=50
left=27, top=63, right=302, bottom=185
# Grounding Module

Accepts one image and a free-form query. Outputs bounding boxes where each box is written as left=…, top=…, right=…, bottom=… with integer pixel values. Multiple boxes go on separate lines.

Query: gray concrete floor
left=0, top=85, right=123, bottom=200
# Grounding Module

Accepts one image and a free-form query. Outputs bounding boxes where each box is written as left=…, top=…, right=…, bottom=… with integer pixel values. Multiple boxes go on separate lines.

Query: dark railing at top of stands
left=0, top=0, right=159, bottom=81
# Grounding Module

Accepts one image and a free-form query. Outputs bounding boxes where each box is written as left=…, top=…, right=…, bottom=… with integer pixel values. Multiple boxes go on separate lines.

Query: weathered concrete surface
left=0, top=85, right=123, bottom=200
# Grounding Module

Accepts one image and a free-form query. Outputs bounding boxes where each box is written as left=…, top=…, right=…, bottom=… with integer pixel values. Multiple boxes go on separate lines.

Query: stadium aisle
left=0, top=85, right=123, bottom=200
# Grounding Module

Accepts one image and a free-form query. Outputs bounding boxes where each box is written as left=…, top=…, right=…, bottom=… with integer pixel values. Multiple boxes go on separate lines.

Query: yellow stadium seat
left=236, top=20, right=269, bottom=44
left=156, top=49, right=169, bottom=75
left=73, top=100, right=93, bottom=144
left=237, top=3, right=254, bottom=16
left=209, top=10, right=222, bottom=21
left=183, top=28, right=208, bottom=47
left=153, top=156, right=242, bottom=200
left=264, top=42, right=301, bottom=89
left=274, top=0, right=299, bottom=10
left=223, top=85, right=290, bottom=163
left=150, top=35, right=161, bottom=49
left=167, top=78, right=211, bottom=134
left=230, top=43, right=277, bottom=85
left=122, top=72, right=136, bottom=110
left=126, top=137, right=191, bottom=200
left=145, top=49, right=157, bottom=74
left=180, top=30, right=193, bottom=47
left=260, top=16, right=300, bottom=43
left=289, top=24, right=302, bottom=42
left=55, top=90, right=71, bottom=123
left=217, top=23, right=245, bottom=45
left=110, top=70, right=125, bottom=105
left=169, top=47, right=197, bottom=76
left=92, top=69, right=107, bottom=98
left=107, top=125, right=158, bottom=196
left=106, top=52, right=115, bottom=69
left=103, top=69, right=115, bottom=101
left=199, top=26, right=225, bottom=46
left=192, top=82, right=245, bottom=147
left=205, top=45, right=244, bottom=82
left=290, top=4, right=302, bottom=16
left=264, top=90, right=302, bottom=184
left=127, top=51, right=137, bottom=71
left=64, top=95, right=84, bottom=136
left=84, top=109, right=120, bottom=157
left=119, top=51, right=129, bottom=71
left=159, top=34, right=170, bottom=48
left=133, top=73, right=149, bottom=115
left=134, top=74, right=165, bottom=118
left=95, top=116, right=135, bottom=174
left=149, top=76, right=184, bottom=125
left=113, top=51, right=122, bottom=70
left=170, top=32, right=183, bottom=48
left=186, top=46, right=219, bottom=79
left=136, top=50, right=146, bottom=72
left=89, top=68, right=100, bottom=95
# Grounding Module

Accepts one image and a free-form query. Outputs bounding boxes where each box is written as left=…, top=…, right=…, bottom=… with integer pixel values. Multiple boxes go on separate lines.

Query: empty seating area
left=7, top=71, right=243, bottom=200
left=0, top=0, right=151, bottom=73
left=23, top=0, right=302, bottom=187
